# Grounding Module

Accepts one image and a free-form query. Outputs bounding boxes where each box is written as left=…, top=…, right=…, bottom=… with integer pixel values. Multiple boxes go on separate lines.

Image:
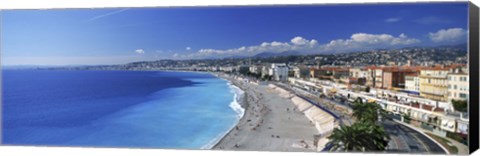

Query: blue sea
left=2, top=70, right=244, bottom=149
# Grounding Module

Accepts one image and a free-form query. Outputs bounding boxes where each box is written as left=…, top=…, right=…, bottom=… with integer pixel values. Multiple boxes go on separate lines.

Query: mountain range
left=232, top=43, right=468, bottom=59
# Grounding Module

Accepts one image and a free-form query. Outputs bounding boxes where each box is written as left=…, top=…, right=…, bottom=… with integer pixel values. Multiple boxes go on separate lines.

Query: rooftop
left=405, top=73, right=419, bottom=77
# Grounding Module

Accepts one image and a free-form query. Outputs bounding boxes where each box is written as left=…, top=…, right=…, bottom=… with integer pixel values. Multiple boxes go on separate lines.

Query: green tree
left=352, top=101, right=386, bottom=123
left=451, top=99, right=468, bottom=112
left=327, top=122, right=390, bottom=152
left=401, top=112, right=411, bottom=124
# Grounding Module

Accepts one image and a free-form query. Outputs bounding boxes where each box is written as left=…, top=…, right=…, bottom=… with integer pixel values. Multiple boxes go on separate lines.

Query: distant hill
left=249, top=43, right=467, bottom=58
left=401, top=43, right=467, bottom=51
left=438, top=43, right=467, bottom=50
left=50, top=42, right=468, bottom=71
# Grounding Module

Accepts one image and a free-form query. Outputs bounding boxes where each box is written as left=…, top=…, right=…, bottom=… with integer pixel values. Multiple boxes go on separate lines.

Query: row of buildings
left=204, top=62, right=469, bottom=104
left=179, top=62, right=469, bottom=140
left=287, top=66, right=470, bottom=139
left=308, top=64, right=469, bottom=103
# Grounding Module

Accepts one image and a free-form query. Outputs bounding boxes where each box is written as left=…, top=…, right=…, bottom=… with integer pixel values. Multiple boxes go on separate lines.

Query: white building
left=293, top=67, right=302, bottom=78
left=269, top=63, right=289, bottom=81
left=405, top=74, right=420, bottom=93
left=261, top=65, right=270, bottom=77
left=249, top=65, right=259, bottom=74
left=448, top=72, right=469, bottom=102
left=211, top=66, right=220, bottom=71
left=349, top=68, right=368, bottom=78
left=219, top=66, right=234, bottom=73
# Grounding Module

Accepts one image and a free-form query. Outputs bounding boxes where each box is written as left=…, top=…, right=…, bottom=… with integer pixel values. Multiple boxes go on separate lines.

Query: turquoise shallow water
left=2, top=70, right=243, bottom=149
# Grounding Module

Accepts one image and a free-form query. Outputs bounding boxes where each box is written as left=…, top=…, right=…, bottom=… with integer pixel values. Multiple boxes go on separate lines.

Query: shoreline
left=200, top=74, right=248, bottom=149
left=210, top=73, right=250, bottom=149
left=211, top=73, right=319, bottom=152
left=18, top=69, right=320, bottom=151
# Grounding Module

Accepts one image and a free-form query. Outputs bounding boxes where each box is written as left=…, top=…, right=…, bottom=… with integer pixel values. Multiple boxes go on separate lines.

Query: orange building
left=382, top=68, right=419, bottom=89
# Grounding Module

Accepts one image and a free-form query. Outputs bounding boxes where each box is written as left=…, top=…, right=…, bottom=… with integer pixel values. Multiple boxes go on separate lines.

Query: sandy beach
left=213, top=74, right=320, bottom=152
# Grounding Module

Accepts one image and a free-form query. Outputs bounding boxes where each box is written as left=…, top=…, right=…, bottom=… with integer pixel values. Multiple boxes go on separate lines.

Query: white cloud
left=291, top=36, right=308, bottom=45
left=385, top=17, right=401, bottom=23
left=428, top=28, right=467, bottom=43
left=322, top=33, right=420, bottom=52
left=186, top=47, right=191, bottom=50
left=173, top=33, right=420, bottom=59
left=135, top=49, right=145, bottom=54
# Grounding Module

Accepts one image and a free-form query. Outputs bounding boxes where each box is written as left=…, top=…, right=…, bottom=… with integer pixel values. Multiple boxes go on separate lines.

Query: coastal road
left=273, top=82, right=354, bottom=126
left=275, top=81, right=446, bottom=154
left=382, top=119, right=446, bottom=154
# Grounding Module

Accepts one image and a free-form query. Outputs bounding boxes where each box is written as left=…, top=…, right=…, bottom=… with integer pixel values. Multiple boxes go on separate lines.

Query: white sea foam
left=201, top=80, right=245, bottom=149
left=227, top=82, right=246, bottom=119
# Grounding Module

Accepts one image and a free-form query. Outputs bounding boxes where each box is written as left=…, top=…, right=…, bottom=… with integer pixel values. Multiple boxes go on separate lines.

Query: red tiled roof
left=317, top=66, right=350, bottom=72
left=405, top=73, right=418, bottom=77
left=423, top=64, right=467, bottom=71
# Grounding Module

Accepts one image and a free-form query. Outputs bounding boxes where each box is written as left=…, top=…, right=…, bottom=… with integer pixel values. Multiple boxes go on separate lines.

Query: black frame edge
left=469, top=1, right=480, bottom=154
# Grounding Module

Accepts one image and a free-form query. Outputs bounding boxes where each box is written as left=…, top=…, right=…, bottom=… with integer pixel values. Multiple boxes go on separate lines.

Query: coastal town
left=50, top=45, right=470, bottom=154
left=3, top=1, right=477, bottom=155
left=212, top=62, right=469, bottom=153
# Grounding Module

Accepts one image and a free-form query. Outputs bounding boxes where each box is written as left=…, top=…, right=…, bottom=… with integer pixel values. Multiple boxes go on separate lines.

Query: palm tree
left=352, top=101, right=386, bottom=123
left=327, top=100, right=390, bottom=152
left=327, top=122, right=390, bottom=152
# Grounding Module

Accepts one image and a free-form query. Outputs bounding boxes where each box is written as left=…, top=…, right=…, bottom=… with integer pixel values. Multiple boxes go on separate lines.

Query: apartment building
left=419, top=67, right=449, bottom=102
left=448, top=72, right=469, bottom=102
left=261, top=65, right=270, bottom=77
left=375, top=68, right=384, bottom=88
left=349, top=68, right=368, bottom=78
left=269, top=63, right=289, bottom=81
left=249, top=65, right=260, bottom=74
left=405, top=74, right=420, bottom=93
left=293, top=66, right=310, bottom=79
left=382, top=68, right=418, bottom=89
left=310, top=68, right=326, bottom=79
left=365, top=66, right=377, bottom=87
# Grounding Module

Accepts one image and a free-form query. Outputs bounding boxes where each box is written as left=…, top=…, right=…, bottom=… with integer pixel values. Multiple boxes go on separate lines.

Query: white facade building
left=349, top=68, right=368, bottom=78
left=293, top=67, right=302, bottom=78
left=269, top=63, right=289, bottom=81
left=219, top=66, right=234, bottom=73
left=405, top=74, right=420, bottom=93
left=261, top=65, right=270, bottom=77
left=448, top=73, right=469, bottom=101
left=249, top=65, right=262, bottom=74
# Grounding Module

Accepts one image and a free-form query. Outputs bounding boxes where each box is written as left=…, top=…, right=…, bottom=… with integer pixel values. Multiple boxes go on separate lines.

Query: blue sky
left=1, top=2, right=469, bottom=65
